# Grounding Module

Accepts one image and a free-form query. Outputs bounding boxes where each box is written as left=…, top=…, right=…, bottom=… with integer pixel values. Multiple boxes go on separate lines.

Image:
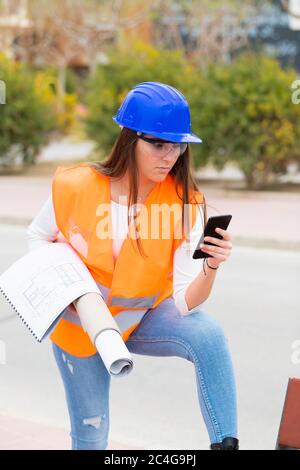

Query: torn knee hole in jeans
left=82, top=416, right=103, bottom=429
left=62, top=353, right=74, bottom=374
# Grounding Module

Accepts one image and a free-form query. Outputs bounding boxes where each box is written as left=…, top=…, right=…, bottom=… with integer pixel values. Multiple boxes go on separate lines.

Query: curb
left=230, top=236, right=300, bottom=252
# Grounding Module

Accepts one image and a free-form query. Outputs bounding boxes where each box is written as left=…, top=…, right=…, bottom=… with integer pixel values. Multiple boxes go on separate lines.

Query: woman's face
left=135, top=134, right=182, bottom=184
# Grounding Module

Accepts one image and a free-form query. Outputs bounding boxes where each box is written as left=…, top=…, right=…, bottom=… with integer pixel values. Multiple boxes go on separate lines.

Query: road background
left=0, top=161, right=299, bottom=450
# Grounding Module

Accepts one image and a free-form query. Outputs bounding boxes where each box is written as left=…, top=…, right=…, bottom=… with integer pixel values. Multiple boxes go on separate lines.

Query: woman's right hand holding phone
left=199, top=227, right=233, bottom=269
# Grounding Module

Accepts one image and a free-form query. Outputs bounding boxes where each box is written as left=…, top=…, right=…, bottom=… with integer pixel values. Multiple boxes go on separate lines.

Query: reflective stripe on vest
left=61, top=281, right=149, bottom=335
left=110, top=293, right=159, bottom=309
left=113, top=309, right=148, bottom=331
left=63, top=305, right=148, bottom=333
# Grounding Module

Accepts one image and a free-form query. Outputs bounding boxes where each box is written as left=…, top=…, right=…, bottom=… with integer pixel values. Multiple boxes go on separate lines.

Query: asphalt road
left=0, top=224, right=299, bottom=450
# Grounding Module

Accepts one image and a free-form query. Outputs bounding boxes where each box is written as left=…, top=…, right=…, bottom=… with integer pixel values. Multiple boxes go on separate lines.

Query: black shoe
left=210, top=437, right=239, bottom=450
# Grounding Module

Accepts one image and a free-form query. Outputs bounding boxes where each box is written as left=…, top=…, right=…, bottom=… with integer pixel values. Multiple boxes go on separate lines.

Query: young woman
left=26, top=81, right=238, bottom=450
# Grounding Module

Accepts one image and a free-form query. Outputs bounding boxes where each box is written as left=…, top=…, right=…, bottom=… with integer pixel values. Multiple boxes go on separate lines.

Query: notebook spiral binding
left=0, top=286, right=41, bottom=342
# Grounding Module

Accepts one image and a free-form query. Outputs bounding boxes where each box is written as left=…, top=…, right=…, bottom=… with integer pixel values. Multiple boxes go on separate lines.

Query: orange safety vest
left=49, top=163, right=204, bottom=357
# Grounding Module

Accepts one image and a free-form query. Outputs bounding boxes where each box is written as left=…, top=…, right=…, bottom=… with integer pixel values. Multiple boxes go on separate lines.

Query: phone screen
left=192, top=214, right=232, bottom=259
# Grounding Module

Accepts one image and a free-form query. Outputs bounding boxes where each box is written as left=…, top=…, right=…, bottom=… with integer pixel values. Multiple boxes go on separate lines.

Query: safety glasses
left=136, top=132, right=188, bottom=156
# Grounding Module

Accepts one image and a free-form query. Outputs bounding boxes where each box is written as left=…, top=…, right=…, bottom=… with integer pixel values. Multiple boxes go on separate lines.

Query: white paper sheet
left=0, top=242, right=104, bottom=341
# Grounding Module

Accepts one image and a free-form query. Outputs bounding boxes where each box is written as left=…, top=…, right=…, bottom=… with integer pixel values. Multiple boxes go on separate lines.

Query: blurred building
left=0, top=0, right=30, bottom=58
left=1, top=1, right=299, bottom=71
left=0, top=0, right=153, bottom=73
left=247, top=1, right=300, bottom=71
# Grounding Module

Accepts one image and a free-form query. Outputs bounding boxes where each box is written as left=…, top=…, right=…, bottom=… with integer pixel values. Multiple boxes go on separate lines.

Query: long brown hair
left=88, top=127, right=207, bottom=258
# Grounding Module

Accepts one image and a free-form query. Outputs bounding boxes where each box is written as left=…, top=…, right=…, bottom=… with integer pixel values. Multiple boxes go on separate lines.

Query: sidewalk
left=0, top=170, right=299, bottom=450
left=0, top=173, right=300, bottom=250
left=0, top=414, right=145, bottom=450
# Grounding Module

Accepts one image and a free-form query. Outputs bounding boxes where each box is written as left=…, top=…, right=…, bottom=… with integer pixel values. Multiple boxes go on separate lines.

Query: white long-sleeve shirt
left=25, top=194, right=206, bottom=316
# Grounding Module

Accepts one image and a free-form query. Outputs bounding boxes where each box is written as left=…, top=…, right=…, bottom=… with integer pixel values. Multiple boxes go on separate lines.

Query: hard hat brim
left=113, top=117, right=202, bottom=144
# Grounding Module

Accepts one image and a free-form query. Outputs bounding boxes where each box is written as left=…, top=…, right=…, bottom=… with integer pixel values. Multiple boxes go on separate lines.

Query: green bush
left=0, top=54, right=56, bottom=169
left=34, top=66, right=80, bottom=134
left=191, top=53, right=300, bottom=188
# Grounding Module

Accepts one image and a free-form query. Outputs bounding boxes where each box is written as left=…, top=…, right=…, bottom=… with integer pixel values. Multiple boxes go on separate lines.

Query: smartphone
left=192, top=214, right=232, bottom=259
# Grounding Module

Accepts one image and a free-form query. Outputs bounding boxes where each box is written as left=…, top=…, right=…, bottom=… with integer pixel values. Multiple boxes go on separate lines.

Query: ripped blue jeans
left=52, top=296, right=237, bottom=450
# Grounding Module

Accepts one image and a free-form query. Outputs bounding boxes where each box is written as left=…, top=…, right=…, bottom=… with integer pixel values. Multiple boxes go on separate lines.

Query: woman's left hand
left=200, top=227, right=233, bottom=269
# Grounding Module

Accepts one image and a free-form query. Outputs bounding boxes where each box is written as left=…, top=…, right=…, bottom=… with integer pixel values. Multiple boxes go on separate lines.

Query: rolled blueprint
left=73, top=292, right=133, bottom=378
left=95, top=330, right=133, bottom=378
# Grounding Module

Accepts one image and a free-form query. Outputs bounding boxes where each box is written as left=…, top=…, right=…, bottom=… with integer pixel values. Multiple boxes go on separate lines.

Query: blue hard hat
left=112, top=81, right=202, bottom=144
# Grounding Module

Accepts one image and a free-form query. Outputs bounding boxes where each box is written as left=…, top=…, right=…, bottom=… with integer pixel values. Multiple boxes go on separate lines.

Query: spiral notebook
left=0, top=242, right=102, bottom=342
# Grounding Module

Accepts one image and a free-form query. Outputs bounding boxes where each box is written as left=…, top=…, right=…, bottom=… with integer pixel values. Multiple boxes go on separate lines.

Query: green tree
left=191, top=53, right=300, bottom=188
left=0, top=54, right=56, bottom=170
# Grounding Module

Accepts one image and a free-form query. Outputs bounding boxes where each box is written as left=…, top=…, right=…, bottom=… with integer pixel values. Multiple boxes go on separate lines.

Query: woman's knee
left=182, top=311, right=228, bottom=350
